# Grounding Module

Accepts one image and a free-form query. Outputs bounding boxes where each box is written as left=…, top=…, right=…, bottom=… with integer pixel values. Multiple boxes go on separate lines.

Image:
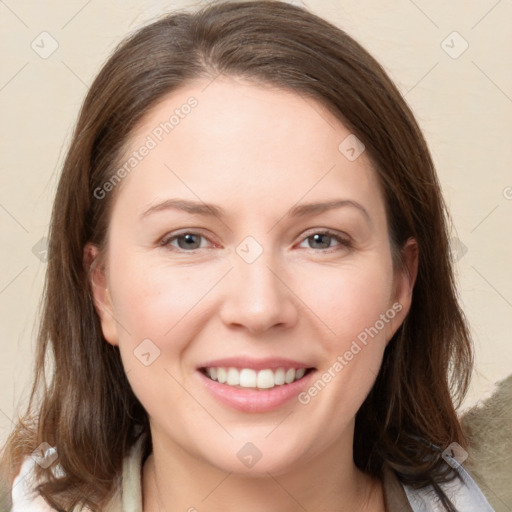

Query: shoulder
left=402, top=460, right=496, bottom=512
left=10, top=437, right=145, bottom=512
left=10, top=448, right=60, bottom=511
left=10, top=446, right=93, bottom=512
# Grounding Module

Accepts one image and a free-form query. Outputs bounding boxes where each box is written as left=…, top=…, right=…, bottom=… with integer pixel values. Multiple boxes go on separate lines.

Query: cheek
left=106, top=254, right=217, bottom=408
left=108, top=251, right=221, bottom=343
left=295, top=264, right=394, bottom=417
left=296, top=260, right=394, bottom=402
left=295, top=258, right=394, bottom=344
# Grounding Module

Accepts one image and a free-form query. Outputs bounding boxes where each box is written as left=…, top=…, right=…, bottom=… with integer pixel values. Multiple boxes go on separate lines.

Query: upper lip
left=198, top=357, right=315, bottom=371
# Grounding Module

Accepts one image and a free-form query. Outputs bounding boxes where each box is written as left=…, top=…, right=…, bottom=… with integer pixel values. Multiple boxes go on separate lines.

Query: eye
left=159, top=229, right=352, bottom=253
left=160, top=232, right=213, bottom=251
left=298, top=230, right=352, bottom=252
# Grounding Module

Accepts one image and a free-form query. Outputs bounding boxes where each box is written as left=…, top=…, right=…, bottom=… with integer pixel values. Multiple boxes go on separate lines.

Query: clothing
left=10, top=436, right=495, bottom=511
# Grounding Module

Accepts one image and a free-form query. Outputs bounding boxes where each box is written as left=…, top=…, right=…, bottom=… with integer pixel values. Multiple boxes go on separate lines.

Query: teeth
left=217, top=367, right=227, bottom=384
left=295, top=368, right=305, bottom=379
left=285, top=368, right=295, bottom=384
left=274, top=368, right=285, bottom=385
left=257, top=369, right=274, bottom=389
left=227, top=367, right=240, bottom=386
left=204, top=366, right=309, bottom=389
left=240, top=368, right=257, bottom=387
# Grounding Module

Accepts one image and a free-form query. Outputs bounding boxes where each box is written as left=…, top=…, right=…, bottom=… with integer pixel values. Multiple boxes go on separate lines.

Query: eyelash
left=159, top=229, right=352, bottom=254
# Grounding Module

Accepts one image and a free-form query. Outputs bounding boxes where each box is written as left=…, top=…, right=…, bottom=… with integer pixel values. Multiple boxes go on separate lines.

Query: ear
left=386, top=237, right=419, bottom=343
left=83, top=243, right=119, bottom=346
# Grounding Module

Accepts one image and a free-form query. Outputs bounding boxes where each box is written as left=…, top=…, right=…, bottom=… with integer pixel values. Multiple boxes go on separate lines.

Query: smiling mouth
left=199, top=366, right=315, bottom=390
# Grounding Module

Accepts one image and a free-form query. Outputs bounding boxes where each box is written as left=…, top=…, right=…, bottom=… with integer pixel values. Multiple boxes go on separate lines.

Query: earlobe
left=83, top=243, right=119, bottom=346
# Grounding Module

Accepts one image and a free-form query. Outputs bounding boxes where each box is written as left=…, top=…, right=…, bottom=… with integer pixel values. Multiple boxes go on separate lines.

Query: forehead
left=111, top=76, right=386, bottom=227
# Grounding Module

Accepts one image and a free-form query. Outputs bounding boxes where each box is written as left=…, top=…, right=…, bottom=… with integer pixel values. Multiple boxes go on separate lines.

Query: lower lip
left=197, top=369, right=316, bottom=413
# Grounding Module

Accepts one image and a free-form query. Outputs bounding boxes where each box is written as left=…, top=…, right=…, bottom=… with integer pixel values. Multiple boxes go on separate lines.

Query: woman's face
left=89, top=76, right=416, bottom=475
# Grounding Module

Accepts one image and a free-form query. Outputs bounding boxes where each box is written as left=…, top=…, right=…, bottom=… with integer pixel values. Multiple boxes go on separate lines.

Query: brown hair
left=0, top=1, right=473, bottom=510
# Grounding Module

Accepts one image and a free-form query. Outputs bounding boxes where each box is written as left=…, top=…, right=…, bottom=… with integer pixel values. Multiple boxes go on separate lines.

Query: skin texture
left=86, top=76, right=418, bottom=511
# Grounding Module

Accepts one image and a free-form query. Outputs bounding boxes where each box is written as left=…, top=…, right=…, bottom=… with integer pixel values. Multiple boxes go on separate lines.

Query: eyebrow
left=140, top=198, right=371, bottom=224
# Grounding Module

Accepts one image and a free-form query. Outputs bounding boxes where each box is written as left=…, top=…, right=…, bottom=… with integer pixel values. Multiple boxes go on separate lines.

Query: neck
left=141, top=426, right=384, bottom=512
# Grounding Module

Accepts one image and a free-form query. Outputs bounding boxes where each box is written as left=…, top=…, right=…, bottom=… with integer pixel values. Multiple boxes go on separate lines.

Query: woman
left=0, top=1, right=495, bottom=510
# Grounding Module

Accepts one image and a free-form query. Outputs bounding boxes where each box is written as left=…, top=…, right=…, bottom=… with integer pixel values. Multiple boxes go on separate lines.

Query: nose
left=219, top=245, right=299, bottom=334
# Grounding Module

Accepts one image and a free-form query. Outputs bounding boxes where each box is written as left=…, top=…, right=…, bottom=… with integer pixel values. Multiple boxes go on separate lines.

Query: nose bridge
left=220, top=234, right=297, bottom=332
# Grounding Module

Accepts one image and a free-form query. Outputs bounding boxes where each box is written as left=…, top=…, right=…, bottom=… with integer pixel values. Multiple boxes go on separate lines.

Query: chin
left=197, top=438, right=310, bottom=477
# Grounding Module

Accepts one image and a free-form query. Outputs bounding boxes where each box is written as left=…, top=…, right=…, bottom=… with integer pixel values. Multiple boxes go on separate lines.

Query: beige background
left=1, top=0, right=511, bottom=444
